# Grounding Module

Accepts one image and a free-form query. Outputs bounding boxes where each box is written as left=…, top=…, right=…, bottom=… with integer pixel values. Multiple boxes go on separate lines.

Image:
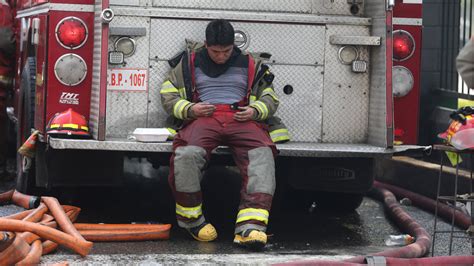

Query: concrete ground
left=0, top=163, right=471, bottom=264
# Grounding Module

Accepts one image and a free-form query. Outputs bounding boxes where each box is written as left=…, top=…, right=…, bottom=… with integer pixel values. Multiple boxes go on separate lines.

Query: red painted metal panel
left=393, top=0, right=422, bottom=18
left=34, top=14, right=48, bottom=133
left=45, top=11, right=94, bottom=129
left=31, top=0, right=93, bottom=6
left=393, top=25, right=422, bottom=145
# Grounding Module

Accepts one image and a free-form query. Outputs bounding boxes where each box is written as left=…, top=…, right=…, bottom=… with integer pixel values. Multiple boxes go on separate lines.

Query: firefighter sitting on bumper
left=160, top=19, right=289, bottom=250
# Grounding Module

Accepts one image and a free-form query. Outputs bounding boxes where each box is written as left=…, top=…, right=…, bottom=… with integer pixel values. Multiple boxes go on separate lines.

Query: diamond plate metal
left=151, top=0, right=364, bottom=16
left=322, top=25, right=371, bottom=143
left=149, top=19, right=206, bottom=60
left=365, top=0, right=388, bottom=147
left=270, top=65, right=324, bottom=142
left=113, top=7, right=372, bottom=26
left=49, top=138, right=393, bottom=157
left=367, top=18, right=389, bottom=147
left=106, top=16, right=151, bottom=138
left=89, top=0, right=103, bottom=140
left=108, top=16, right=150, bottom=69
left=152, top=0, right=313, bottom=13
left=313, top=0, right=365, bottom=16
left=147, top=61, right=170, bottom=128
left=150, top=19, right=326, bottom=65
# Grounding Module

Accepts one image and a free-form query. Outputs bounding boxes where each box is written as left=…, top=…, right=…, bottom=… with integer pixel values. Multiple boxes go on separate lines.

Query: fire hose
left=0, top=189, right=172, bottom=264
left=276, top=181, right=474, bottom=265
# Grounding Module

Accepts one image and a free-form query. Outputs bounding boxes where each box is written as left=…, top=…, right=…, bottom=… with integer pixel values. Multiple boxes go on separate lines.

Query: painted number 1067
left=110, top=73, right=146, bottom=87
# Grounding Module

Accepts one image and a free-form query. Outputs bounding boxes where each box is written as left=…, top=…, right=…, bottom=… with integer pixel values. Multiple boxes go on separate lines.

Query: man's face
left=205, top=44, right=234, bottom=64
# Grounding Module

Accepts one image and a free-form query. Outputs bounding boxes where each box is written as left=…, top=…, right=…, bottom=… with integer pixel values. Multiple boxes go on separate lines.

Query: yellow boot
left=187, top=223, right=217, bottom=242
left=233, top=229, right=267, bottom=250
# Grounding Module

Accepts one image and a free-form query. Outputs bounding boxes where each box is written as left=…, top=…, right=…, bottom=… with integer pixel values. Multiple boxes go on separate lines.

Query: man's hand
left=233, top=106, right=256, bottom=122
left=191, top=102, right=216, bottom=117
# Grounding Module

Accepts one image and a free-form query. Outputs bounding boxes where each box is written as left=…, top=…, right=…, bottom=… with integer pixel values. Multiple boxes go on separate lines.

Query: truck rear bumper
left=48, top=137, right=427, bottom=158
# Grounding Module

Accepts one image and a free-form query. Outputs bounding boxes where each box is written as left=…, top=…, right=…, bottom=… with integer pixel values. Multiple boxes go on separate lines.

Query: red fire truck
left=392, top=0, right=422, bottom=145
left=11, top=0, right=421, bottom=210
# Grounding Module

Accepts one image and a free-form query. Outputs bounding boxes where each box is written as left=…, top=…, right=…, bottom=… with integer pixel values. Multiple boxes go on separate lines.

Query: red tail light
left=393, top=30, right=415, bottom=61
left=56, top=17, right=88, bottom=49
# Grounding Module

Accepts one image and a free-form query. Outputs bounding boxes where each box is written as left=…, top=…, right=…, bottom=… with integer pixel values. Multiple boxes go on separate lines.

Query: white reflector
left=392, top=66, right=414, bottom=97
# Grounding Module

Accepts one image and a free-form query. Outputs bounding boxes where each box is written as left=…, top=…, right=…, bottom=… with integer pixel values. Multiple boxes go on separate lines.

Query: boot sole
left=233, top=239, right=266, bottom=251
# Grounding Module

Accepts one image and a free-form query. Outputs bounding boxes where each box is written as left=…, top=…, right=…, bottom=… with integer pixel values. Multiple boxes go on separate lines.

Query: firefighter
left=456, top=37, right=474, bottom=89
left=0, top=0, right=15, bottom=179
left=160, top=19, right=289, bottom=250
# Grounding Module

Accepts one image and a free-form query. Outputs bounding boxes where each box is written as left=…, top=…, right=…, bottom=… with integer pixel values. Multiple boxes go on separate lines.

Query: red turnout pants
left=169, top=105, right=277, bottom=234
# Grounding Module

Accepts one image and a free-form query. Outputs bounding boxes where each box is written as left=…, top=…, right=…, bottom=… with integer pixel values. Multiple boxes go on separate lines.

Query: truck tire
left=16, top=57, right=36, bottom=193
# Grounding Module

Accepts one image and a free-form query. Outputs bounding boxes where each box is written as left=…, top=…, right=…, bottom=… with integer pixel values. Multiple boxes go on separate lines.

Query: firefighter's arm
left=249, top=72, right=279, bottom=121
left=160, top=69, right=194, bottom=120
left=456, top=38, right=474, bottom=88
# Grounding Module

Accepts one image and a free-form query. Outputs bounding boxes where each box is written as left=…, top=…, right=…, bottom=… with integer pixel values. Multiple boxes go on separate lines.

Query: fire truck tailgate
left=48, top=138, right=417, bottom=157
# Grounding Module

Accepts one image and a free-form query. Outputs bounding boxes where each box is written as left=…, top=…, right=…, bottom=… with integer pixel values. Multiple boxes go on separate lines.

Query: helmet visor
left=450, top=128, right=474, bottom=150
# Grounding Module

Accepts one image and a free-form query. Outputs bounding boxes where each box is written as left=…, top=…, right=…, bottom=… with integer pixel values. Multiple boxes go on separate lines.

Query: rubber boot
left=233, top=229, right=267, bottom=250
left=187, top=222, right=217, bottom=242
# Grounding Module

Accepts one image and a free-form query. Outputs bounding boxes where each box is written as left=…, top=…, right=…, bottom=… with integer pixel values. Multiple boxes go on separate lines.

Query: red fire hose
left=276, top=182, right=473, bottom=265
left=373, top=181, right=470, bottom=229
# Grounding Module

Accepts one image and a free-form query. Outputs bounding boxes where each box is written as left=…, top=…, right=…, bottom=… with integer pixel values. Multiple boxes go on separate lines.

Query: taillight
left=56, top=17, right=88, bottom=49
left=393, top=66, right=414, bottom=97
left=393, top=30, right=415, bottom=61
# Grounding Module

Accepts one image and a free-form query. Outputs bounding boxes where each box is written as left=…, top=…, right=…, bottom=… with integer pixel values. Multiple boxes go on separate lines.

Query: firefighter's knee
left=173, top=145, right=207, bottom=193
left=246, top=147, right=276, bottom=195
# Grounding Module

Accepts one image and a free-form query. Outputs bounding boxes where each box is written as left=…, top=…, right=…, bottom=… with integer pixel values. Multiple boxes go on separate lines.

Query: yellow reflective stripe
left=236, top=208, right=269, bottom=225
left=270, top=129, right=290, bottom=143
left=261, top=88, right=279, bottom=102
left=238, top=208, right=269, bottom=216
left=160, top=88, right=179, bottom=94
left=80, top=126, right=89, bottom=131
left=251, top=101, right=269, bottom=120
left=270, top=129, right=289, bottom=137
left=176, top=203, right=202, bottom=219
left=178, top=88, right=186, bottom=98
left=50, top=124, right=60, bottom=129
left=272, top=135, right=290, bottom=143
left=167, top=128, right=177, bottom=135
left=173, top=99, right=189, bottom=119
left=161, top=81, right=179, bottom=94
left=176, top=210, right=202, bottom=219
left=249, top=95, right=257, bottom=103
left=236, top=215, right=268, bottom=224
left=162, top=80, right=173, bottom=87
left=62, top=123, right=79, bottom=129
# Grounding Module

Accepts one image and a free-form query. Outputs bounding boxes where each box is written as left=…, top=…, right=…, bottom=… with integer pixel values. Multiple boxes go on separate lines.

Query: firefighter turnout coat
left=160, top=41, right=290, bottom=143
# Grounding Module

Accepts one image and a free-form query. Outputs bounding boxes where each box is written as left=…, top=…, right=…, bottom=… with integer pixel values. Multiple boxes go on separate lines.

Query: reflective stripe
left=251, top=101, right=269, bottom=120
left=178, top=88, right=186, bottom=98
left=62, top=123, right=78, bottom=129
left=249, top=95, right=257, bottom=103
left=261, top=88, right=279, bottom=102
left=236, top=208, right=269, bottom=225
left=270, top=128, right=290, bottom=143
left=50, top=123, right=89, bottom=132
left=176, top=203, right=202, bottom=219
left=161, top=81, right=179, bottom=94
left=167, top=128, right=177, bottom=135
left=173, top=99, right=189, bottom=120
left=160, top=88, right=179, bottom=94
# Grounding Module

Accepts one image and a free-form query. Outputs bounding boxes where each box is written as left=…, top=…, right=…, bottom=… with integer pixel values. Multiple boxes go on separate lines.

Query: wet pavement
left=0, top=163, right=471, bottom=264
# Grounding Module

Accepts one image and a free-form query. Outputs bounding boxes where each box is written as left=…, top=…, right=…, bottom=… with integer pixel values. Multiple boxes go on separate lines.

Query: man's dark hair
left=205, top=19, right=235, bottom=46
